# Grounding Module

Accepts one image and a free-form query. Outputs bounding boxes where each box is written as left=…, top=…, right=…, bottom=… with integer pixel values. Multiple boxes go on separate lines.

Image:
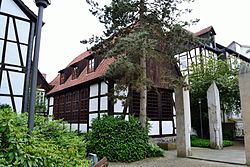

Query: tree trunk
left=122, top=90, right=131, bottom=118
left=139, top=53, right=147, bottom=128
left=138, top=0, right=147, bottom=128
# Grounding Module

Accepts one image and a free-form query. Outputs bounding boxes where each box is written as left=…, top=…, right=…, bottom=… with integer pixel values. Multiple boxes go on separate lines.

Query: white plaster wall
left=14, top=97, right=22, bottom=114
left=1, top=0, right=29, bottom=19
left=100, top=96, right=108, bottom=111
left=64, top=123, right=70, bottom=130
left=173, top=116, right=176, bottom=128
left=49, top=97, right=54, bottom=106
left=89, top=113, right=98, bottom=126
left=113, top=85, right=128, bottom=113
left=90, top=84, right=98, bottom=97
left=0, top=40, right=3, bottom=61
left=71, top=124, right=78, bottom=131
left=15, top=19, right=30, bottom=44
left=100, top=82, right=108, bottom=95
left=49, top=107, right=53, bottom=116
left=149, top=121, right=160, bottom=136
left=7, top=18, right=16, bottom=41
left=5, top=42, right=21, bottom=66
left=162, top=121, right=173, bottom=135
left=180, top=55, right=187, bottom=70
left=79, top=124, right=87, bottom=133
left=0, top=96, right=11, bottom=106
left=9, top=72, right=24, bottom=95
left=100, top=112, right=108, bottom=118
left=20, top=44, right=28, bottom=66
left=173, top=107, right=176, bottom=115
left=0, top=15, right=7, bottom=39
left=0, top=71, right=10, bottom=94
left=114, top=99, right=124, bottom=113
left=89, top=98, right=98, bottom=112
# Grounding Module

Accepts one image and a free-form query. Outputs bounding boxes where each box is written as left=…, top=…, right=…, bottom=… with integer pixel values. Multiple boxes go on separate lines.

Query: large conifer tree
left=85, top=0, right=197, bottom=128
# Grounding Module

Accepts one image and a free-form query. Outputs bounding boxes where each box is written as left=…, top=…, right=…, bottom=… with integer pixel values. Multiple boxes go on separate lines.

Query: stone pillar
left=207, top=82, right=223, bottom=149
left=238, top=63, right=250, bottom=165
left=175, top=77, right=192, bottom=157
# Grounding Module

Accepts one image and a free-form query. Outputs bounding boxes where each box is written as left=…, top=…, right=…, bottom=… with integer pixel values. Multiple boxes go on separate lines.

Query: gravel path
left=109, top=150, right=246, bottom=167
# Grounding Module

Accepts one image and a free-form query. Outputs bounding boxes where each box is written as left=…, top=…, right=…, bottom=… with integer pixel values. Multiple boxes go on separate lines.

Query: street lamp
left=28, top=0, right=51, bottom=135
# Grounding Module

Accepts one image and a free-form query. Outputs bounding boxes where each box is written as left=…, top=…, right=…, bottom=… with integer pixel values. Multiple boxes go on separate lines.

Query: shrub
left=0, top=107, right=89, bottom=167
left=191, top=137, right=234, bottom=148
left=146, top=143, right=164, bottom=157
left=88, top=115, right=162, bottom=162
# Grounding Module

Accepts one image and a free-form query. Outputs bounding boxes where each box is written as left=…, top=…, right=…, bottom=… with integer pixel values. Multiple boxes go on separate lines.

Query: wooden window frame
left=87, top=58, right=95, bottom=73
left=72, top=66, right=78, bottom=80
left=60, top=73, right=64, bottom=84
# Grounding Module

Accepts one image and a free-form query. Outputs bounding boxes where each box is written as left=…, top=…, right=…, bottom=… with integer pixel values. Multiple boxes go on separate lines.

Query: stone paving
left=109, top=142, right=246, bottom=167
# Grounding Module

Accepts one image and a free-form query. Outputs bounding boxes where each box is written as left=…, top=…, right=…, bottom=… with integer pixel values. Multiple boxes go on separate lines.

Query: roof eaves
left=14, top=0, right=37, bottom=22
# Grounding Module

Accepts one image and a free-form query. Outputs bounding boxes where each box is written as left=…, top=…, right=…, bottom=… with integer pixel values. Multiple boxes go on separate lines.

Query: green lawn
left=191, top=137, right=233, bottom=148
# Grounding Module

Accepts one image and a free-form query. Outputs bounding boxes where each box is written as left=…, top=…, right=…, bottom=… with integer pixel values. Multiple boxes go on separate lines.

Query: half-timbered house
left=47, top=47, right=180, bottom=137
left=0, top=0, right=37, bottom=113
left=176, top=26, right=250, bottom=76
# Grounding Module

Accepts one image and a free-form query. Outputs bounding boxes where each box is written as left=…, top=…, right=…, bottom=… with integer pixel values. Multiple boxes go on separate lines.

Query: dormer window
left=60, top=73, right=65, bottom=84
left=72, top=66, right=78, bottom=80
left=88, top=58, right=95, bottom=73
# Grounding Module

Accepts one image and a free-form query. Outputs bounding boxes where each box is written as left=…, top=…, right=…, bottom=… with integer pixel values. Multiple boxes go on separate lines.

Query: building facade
left=47, top=50, right=178, bottom=137
left=0, top=0, right=37, bottom=113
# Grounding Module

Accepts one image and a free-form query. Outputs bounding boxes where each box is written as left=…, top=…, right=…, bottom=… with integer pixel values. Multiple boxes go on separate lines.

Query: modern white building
left=228, top=41, right=250, bottom=59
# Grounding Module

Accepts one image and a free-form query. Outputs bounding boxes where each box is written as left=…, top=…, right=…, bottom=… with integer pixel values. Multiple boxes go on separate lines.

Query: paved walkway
left=190, top=141, right=245, bottom=165
left=110, top=141, right=246, bottom=167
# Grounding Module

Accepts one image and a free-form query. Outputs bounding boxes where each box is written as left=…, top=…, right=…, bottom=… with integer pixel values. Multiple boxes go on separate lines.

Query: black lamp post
left=28, top=0, right=51, bottom=135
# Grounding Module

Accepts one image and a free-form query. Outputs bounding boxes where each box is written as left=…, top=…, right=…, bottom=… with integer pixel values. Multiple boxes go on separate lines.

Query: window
left=72, top=66, right=78, bottom=79
left=179, top=55, right=187, bottom=70
left=88, top=58, right=95, bottom=73
left=60, top=73, right=64, bottom=84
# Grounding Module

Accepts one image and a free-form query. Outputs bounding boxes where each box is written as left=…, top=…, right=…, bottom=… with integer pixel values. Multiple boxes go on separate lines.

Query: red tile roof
left=48, top=26, right=215, bottom=95
left=67, top=51, right=92, bottom=67
left=194, top=26, right=215, bottom=36
left=48, top=55, right=114, bottom=95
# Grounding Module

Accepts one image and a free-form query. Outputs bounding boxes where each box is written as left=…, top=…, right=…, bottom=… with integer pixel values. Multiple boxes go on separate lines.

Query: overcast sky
left=22, top=0, right=250, bottom=82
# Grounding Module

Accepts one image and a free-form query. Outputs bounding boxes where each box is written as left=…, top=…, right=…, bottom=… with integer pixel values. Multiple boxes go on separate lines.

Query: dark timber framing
left=0, top=10, right=34, bottom=112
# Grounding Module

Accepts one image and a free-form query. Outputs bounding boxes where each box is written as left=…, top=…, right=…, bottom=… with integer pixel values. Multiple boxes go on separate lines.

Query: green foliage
left=189, top=57, right=240, bottom=137
left=190, top=57, right=240, bottom=114
left=86, top=0, right=198, bottom=128
left=85, top=0, right=197, bottom=92
left=191, top=137, right=234, bottom=148
left=146, top=143, right=164, bottom=158
left=87, top=115, right=163, bottom=162
left=0, top=107, right=88, bottom=167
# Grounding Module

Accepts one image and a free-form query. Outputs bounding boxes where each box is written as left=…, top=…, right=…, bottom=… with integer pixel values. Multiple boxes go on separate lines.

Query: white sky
left=22, top=0, right=250, bottom=82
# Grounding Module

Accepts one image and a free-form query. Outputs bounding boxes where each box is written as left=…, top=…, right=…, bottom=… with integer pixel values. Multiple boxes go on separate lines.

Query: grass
left=191, top=136, right=234, bottom=148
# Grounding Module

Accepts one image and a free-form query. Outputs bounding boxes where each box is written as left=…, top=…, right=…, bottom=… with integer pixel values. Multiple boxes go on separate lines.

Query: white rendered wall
left=162, top=121, right=173, bottom=135
left=79, top=124, right=87, bottom=133
left=100, top=96, right=108, bottom=111
left=48, top=97, right=54, bottom=116
left=89, top=98, right=98, bottom=112
left=113, top=85, right=128, bottom=113
left=0, top=1, right=31, bottom=113
left=90, top=83, right=98, bottom=97
left=1, top=0, right=29, bottom=19
left=149, top=121, right=160, bottom=136
left=100, top=82, right=108, bottom=95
